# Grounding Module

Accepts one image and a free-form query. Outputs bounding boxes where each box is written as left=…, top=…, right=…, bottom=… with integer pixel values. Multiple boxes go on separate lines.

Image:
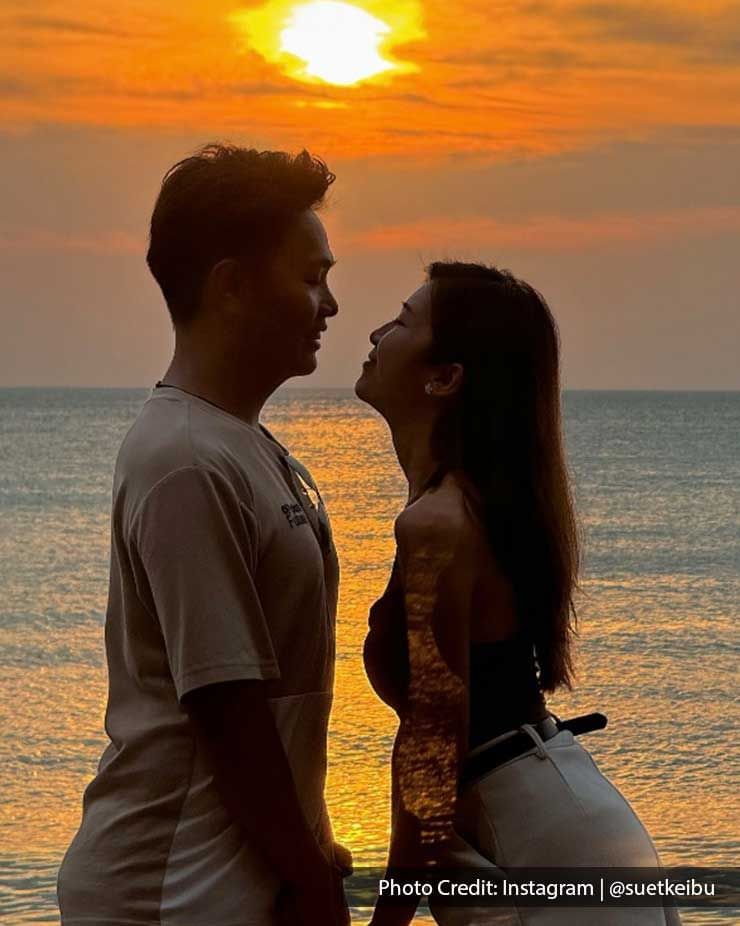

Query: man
left=57, top=144, right=349, bottom=925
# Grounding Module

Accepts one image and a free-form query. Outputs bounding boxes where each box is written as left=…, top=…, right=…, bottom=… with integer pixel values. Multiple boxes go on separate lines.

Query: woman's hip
left=456, top=729, right=662, bottom=868
left=428, top=731, right=679, bottom=923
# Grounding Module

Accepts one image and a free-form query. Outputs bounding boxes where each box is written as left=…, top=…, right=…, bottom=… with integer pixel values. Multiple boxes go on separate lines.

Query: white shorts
left=428, top=726, right=682, bottom=925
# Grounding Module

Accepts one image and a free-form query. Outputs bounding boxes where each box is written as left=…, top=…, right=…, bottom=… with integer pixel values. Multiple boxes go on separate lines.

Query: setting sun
left=280, top=2, right=391, bottom=85
left=230, top=0, right=424, bottom=88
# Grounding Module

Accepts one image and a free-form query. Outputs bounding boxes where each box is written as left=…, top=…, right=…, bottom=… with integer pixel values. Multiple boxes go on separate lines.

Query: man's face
left=243, top=209, right=339, bottom=380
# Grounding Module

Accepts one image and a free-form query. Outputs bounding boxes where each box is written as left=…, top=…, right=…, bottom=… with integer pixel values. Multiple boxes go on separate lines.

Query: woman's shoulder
left=395, top=473, right=477, bottom=551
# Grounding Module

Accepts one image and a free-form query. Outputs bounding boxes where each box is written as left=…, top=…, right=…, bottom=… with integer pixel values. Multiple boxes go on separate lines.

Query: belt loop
left=519, top=723, right=549, bottom=760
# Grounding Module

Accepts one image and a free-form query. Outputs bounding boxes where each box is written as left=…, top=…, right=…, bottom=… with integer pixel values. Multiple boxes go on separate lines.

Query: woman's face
left=354, top=282, right=436, bottom=416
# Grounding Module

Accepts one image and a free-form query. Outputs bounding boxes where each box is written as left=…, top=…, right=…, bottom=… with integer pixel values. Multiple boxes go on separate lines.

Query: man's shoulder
left=114, top=393, right=262, bottom=509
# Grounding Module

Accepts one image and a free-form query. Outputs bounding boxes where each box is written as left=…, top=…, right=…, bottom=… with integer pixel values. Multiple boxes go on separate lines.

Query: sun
left=280, top=2, right=391, bottom=85
left=230, top=0, right=424, bottom=88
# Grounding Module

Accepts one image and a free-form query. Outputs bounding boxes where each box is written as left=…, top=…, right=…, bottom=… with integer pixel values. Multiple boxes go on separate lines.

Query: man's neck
left=162, top=351, right=280, bottom=428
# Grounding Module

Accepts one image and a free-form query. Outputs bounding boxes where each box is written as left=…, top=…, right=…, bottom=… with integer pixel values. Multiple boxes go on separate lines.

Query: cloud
left=228, top=79, right=345, bottom=99
left=0, top=124, right=737, bottom=388
left=2, top=1, right=739, bottom=158
left=11, top=15, right=144, bottom=40
left=0, top=76, right=33, bottom=97
left=656, top=123, right=740, bottom=145
left=419, top=45, right=587, bottom=71
left=11, top=208, right=738, bottom=262
left=360, top=91, right=460, bottom=109
left=570, top=0, right=740, bottom=67
left=0, top=230, right=143, bottom=255
left=572, top=3, right=697, bottom=45
left=429, top=3, right=740, bottom=72
left=343, top=206, right=740, bottom=253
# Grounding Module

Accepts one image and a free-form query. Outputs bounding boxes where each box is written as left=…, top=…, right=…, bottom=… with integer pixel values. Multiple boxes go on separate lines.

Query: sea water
left=1, top=388, right=738, bottom=924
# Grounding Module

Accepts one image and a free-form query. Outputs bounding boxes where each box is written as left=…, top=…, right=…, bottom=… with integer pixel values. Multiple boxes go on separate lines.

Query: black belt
left=459, top=712, right=607, bottom=792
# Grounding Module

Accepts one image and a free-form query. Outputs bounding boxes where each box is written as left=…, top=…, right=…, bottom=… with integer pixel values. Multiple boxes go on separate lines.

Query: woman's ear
left=430, top=362, right=464, bottom=398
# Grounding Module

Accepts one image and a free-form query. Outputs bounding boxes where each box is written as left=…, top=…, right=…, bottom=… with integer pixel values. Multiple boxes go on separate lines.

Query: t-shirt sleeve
left=131, top=464, right=280, bottom=701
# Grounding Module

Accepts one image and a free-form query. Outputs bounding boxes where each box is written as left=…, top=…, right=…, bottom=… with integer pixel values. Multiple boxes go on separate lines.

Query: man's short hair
left=146, top=143, right=335, bottom=324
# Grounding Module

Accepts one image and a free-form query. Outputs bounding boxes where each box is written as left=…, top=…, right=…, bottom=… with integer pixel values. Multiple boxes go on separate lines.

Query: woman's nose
left=370, top=321, right=392, bottom=345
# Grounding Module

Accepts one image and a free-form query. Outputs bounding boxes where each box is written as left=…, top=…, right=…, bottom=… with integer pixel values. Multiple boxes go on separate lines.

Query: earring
left=424, top=382, right=434, bottom=395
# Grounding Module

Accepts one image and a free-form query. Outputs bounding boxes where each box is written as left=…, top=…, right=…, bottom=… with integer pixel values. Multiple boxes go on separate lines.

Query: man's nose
left=322, top=289, right=339, bottom=317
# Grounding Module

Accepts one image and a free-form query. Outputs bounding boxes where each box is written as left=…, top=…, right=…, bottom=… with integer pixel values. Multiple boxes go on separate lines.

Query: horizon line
left=1, top=385, right=739, bottom=394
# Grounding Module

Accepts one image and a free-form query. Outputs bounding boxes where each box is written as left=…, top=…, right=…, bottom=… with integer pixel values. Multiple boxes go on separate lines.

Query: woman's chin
left=354, top=370, right=375, bottom=405
left=353, top=376, right=367, bottom=401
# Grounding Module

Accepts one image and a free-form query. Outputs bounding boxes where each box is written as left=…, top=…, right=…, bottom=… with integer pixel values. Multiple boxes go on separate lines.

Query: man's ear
left=203, top=258, right=245, bottom=313
left=430, top=362, right=464, bottom=398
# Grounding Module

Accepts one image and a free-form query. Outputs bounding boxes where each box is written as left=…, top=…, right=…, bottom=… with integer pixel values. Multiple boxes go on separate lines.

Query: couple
left=57, top=144, right=678, bottom=926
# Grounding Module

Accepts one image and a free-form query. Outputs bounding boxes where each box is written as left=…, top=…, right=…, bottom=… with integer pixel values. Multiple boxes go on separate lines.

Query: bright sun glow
left=281, top=2, right=391, bottom=85
left=231, top=0, right=424, bottom=88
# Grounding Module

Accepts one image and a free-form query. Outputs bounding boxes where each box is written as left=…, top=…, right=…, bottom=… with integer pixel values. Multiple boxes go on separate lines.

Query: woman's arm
left=370, top=500, right=474, bottom=925
left=368, top=766, right=424, bottom=926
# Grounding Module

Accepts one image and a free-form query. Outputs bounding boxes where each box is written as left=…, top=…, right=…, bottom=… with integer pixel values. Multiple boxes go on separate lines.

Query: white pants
left=429, top=726, right=682, bottom=925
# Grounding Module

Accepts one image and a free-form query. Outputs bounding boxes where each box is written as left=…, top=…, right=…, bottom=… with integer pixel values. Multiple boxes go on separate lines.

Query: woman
left=354, top=262, right=680, bottom=925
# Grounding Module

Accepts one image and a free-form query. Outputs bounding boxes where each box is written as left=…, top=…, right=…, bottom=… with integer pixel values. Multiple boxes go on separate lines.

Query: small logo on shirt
left=281, top=502, right=308, bottom=529
left=292, top=471, right=320, bottom=510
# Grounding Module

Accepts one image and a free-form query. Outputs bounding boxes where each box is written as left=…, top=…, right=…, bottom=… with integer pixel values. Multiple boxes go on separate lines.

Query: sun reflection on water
left=1, top=388, right=738, bottom=924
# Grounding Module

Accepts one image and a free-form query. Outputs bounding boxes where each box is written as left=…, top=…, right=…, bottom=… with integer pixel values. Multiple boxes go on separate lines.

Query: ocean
left=0, top=388, right=738, bottom=924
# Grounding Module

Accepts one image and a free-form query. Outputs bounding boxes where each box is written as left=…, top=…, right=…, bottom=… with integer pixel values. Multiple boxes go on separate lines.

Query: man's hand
left=367, top=907, right=416, bottom=926
left=332, top=840, right=354, bottom=877
left=183, top=680, right=340, bottom=908
left=276, top=860, right=350, bottom=926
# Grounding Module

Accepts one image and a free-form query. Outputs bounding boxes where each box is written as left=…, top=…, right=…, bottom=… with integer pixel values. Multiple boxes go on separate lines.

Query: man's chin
left=292, top=351, right=319, bottom=377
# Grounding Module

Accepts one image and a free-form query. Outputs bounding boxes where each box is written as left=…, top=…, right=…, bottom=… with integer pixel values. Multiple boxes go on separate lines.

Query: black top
left=468, top=633, right=548, bottom=749
left=363, top=557, right=548, bottom=749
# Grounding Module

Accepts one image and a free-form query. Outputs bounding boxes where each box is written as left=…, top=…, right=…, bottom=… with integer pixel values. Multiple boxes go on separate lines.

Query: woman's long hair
left=425, top=261, right=580, bottom=692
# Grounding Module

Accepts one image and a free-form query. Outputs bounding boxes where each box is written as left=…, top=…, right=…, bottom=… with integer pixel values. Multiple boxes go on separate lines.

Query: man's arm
left=132, top=466, right=347, bottom=923
left=183, top=679, right=347, bottom=926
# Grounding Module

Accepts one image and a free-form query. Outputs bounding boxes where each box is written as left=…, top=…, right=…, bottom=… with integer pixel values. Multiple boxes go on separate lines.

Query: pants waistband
left=460, top=712, right=607, bottom=791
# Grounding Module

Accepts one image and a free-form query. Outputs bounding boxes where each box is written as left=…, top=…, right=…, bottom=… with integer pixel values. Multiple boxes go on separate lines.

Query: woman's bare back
left=363, top=471, right=522, bottom=714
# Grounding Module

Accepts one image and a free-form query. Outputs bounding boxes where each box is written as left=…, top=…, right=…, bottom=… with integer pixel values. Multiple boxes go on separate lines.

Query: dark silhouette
left=57, top=143, right=349, bottom=926
left=356, top=262, right=681, bottom=925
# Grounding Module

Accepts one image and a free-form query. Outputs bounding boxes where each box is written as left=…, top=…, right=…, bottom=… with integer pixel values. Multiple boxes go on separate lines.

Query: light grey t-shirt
left=57, top=386, right=339, bottom=925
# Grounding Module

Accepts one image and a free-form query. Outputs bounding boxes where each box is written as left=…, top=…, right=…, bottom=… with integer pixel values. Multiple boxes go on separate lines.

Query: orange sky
left=1, top=0, right=739, bottom=387
left=4, top=1, right=740, bottom=154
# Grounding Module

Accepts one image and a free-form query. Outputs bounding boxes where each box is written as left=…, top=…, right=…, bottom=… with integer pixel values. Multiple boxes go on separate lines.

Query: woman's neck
left=389, top=414, right=482, bottom=510
left=390, top=416, right=442, bottom=505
